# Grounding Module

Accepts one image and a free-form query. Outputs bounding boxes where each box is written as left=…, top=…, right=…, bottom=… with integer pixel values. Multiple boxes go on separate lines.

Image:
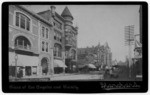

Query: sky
left=25, top=5, right=140, bottom=62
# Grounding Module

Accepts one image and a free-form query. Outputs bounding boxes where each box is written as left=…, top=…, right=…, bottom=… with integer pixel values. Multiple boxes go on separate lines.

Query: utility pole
left=125, top=25, right=134, bottom=78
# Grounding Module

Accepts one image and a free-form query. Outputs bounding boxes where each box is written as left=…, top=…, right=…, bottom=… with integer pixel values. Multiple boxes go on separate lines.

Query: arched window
left=15, top=12, right=30, bottom=31
left=15, top=36, right=31, bottom=50
left=54, top=44, right=62, bottom=57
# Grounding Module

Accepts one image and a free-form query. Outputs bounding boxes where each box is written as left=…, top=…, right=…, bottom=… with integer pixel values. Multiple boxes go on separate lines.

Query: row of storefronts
left=9, top=5, right=78, bottom=78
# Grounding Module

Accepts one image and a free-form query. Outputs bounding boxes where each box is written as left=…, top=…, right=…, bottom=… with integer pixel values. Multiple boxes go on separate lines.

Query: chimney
left=50, top=5, right=56, bottom=17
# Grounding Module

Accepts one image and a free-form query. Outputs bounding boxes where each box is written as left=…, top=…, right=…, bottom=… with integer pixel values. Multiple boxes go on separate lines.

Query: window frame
left=54, top=44, right=62, bottom=57
left=54, top=30, right=62, bottom=42
left=15, top=36, right=31, bottom=50
left=41, top=25, right=49, bottom=39
left=42, top=26, right=45, bottom=38
left=41, top=41, right=49, bottom=53
left=15, top=11, right=31, bottom=31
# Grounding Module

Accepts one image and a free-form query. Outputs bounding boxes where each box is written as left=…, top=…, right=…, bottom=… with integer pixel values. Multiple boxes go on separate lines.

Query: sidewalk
left=21, top=73, right=103, bottom=81
left=50, top=74, right=104, bottom=81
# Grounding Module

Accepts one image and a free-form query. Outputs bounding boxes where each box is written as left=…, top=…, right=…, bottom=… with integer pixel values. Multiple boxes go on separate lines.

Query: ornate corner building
left=9, top=5, right=78, bottom=78
left=77, top=42, right=112, bottom=68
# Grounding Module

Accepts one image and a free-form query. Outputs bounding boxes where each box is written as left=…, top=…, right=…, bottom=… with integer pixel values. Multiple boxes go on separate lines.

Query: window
left=42, top=27, right=45, bottom=38
left=32, top=66, right=37, bottom=75
left=26, top=18, right=30, bottom=31
left=54, top=31, right=56, bottom=40
left=15, top=36, right=31, bottom=50
left=25, top=66, right=32, bottom=76
left=54, top=30, right=62, bottom=42
left=20, top=15, right=25, bottom=29
left=46, top=42, right=48, bottom=52
left=58, top=46, right=62, bottom=57
left=42, top=41, right=44, bottom=51
left=15, top=12, right=30, bottom=31
left=16, top=12, right=19, bottom=26
left=42, top=41, right=49, bottom=52
left=41, top=26, right=49, bottom=39
left=54, top=46, right=57, bottom=56
left=54, top=20, right=62, bottom=30
left=54, top=44, right=62, bottom=57
left=46, top=28, right=48, bottom=39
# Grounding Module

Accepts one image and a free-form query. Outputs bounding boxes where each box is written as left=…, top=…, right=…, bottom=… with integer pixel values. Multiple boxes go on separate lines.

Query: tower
left=61, top=6, right=78, bottom=72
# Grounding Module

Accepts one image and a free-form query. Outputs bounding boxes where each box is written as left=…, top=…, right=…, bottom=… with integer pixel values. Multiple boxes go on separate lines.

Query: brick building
left=9, top=5, right=78, bottom=78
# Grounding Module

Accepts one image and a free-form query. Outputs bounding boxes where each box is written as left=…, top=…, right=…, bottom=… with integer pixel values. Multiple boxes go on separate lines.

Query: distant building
left=77, top=42, right=112, bottom=68
left=112, top=60, right=118, bottom=66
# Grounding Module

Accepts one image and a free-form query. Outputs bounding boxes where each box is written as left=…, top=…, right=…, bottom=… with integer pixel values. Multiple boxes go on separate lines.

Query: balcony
left=15, top=45, right=31, bottom=51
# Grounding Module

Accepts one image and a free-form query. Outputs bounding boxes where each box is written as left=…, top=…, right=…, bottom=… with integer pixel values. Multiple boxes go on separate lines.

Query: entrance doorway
left=41, top=58, right=48, bottom=75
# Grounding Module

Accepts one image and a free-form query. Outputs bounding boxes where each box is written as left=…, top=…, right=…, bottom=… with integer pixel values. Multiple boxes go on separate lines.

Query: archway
left=41, top=57, right=48, bottom=75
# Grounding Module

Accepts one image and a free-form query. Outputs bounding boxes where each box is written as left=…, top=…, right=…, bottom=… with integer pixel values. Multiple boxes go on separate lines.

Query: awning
left=87, top=64, right=96, bottom=68
left=9, top=52, right=39, bottom=66
left=54, top=60, right=67, bottom=68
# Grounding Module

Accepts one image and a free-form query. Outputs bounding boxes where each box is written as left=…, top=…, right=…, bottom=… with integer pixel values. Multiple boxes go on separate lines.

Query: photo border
left=2, top=1, right=148, bottom=93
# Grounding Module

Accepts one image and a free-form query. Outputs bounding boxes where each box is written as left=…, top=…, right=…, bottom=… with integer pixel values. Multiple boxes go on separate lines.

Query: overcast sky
left=25, top=5, right=140, bottom=62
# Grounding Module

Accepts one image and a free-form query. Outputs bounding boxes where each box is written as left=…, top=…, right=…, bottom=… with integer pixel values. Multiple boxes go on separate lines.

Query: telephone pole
left=125, top=25, right=134, bottom=78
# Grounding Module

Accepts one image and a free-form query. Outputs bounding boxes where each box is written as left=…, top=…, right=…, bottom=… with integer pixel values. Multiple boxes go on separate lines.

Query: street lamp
left=14, top=47, right=18, bottom=80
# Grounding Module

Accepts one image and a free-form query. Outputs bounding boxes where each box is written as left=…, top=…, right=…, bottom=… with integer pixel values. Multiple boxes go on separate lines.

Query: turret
left=61, top=6, right=73, bottom=26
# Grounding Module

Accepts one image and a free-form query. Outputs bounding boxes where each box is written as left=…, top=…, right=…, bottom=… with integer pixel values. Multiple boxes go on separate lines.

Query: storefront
left=9, top=52, right=39, bottom=77
left=53, top=59, right=67, bottom=74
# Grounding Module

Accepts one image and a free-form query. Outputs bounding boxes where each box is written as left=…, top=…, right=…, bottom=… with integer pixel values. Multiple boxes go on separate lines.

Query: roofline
left=17, top=5, right=53, bottom=27
left=37, top=9, right=65, bottom=22
left=55, top=12, right=65, bottom=22
left=37, top=10, right=50, bottom=15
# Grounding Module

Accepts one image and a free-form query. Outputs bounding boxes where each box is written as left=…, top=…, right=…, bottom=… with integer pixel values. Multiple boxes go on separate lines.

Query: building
left=61, top=7, right=78, bottom=72
left=37, top=6, right=66, bottom=74
left=139, top=5, right=142, bottom=44
left=77, top=42, right=112, bottom=68
left=38, top=6, right=78, bottom=72
left=9, top=5, right=78, bottom=78
left=9, top=5, right=54, bottom=77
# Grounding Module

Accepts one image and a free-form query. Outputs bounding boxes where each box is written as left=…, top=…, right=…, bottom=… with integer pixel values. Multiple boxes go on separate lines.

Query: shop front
left=9, top=52, right=39, bottom=78
left=54, top=59, right=67, bottom=74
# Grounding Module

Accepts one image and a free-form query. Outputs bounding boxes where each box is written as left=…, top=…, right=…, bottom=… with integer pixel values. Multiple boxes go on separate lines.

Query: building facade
left=9, top=5, right=78, bottom=78
left=9, top=5, right=54, bottom=77
left=38, top=6, right=78, bottom=73
left=139, top=5, right=142, bottom=44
